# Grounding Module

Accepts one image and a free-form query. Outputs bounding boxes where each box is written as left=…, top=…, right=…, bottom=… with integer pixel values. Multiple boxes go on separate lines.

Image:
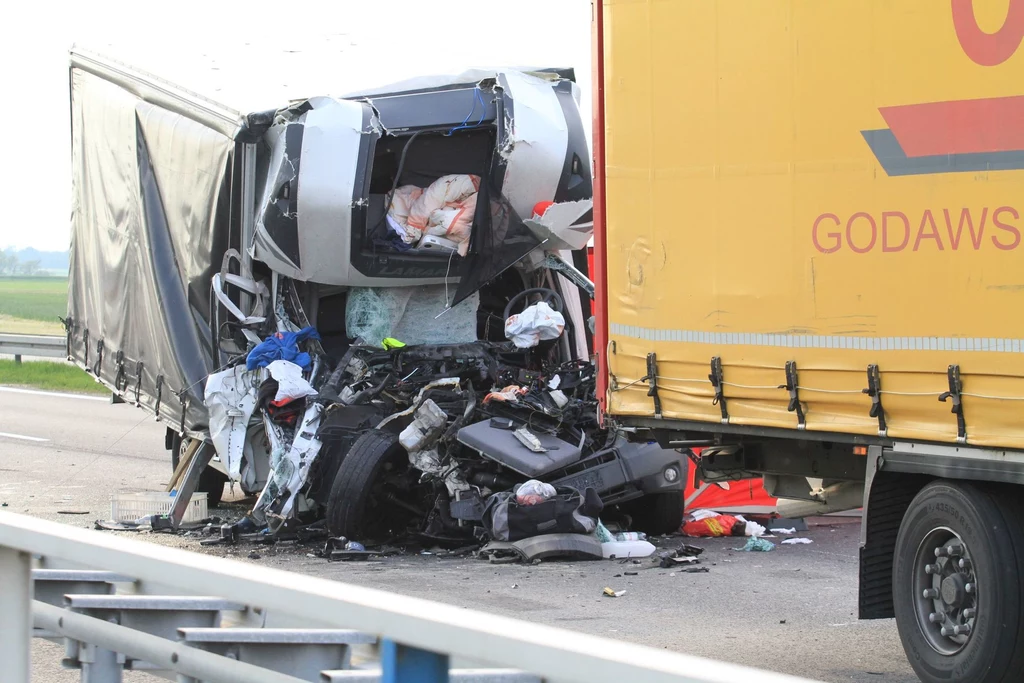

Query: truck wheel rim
left=914, top=526, right=977, bottom=655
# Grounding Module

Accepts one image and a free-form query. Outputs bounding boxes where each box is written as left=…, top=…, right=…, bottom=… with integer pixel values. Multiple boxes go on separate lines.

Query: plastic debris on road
left=603, top=587, right=626, bottom=598
left=735, top=536, right=776, bottom=552
left=781, top=538, right=814, bottom=545
left=771, top=527, right=797, bottom=535
left=601, top=540, right=656, bottom=559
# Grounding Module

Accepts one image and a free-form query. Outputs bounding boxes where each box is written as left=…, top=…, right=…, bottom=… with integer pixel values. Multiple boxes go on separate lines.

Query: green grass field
left=0, top=277, right=67, bottom=335
left=0, top=359, right=108, bottom=395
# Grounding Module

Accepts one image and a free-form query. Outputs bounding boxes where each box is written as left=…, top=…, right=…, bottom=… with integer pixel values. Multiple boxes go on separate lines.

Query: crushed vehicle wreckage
left=66, top=47, right=686, bottom=546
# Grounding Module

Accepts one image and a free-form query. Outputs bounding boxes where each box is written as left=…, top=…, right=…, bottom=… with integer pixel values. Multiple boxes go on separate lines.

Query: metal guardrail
left=0, top=511, right=823, bottom=683
left=0, top=333, right=66, bottom=362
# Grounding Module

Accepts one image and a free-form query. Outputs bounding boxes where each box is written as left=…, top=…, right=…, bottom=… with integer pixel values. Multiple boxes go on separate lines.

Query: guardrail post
left=0, top=547, right=31, bottom=683
left=381, top=639, right=450, bottom=683
left=14, top=354, right=21, bottom=364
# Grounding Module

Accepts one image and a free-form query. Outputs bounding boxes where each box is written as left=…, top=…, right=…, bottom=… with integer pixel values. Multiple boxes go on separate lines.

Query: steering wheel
left=503, top=287, right=564, bottom=321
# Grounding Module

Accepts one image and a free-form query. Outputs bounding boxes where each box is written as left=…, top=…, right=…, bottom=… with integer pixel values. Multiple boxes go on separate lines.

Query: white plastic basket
left=109, top=492, right=208, bottom=524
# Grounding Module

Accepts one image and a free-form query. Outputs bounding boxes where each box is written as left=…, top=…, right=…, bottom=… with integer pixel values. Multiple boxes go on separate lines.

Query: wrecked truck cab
left=67, top=49, right=682, bottom=542
left=252, top=72, right=593, bottom=289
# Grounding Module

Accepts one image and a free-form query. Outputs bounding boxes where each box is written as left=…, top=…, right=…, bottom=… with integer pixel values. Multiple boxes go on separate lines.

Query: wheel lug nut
left=925, top=563, right=940, bottom=574
left=946, top=545, right=963, bottom=557
left=953, top=624, right=971, bottom=636
left=935, top=547, right=948, bottom=557
left=965, top=583, right=974, bottom=594
left=929, top=612, right=944, bottom=623
left=941, top=626, right=953, bottom=636
left=964, top=608, right=977, bottom=619
left=923, top=588, right=939, bottom=599
left=958, top=558, right=971, bottom=570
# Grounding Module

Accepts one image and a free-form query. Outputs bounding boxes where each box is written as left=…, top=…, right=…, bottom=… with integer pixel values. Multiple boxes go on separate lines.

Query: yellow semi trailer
left=593, top=1, right=1024, bottom=680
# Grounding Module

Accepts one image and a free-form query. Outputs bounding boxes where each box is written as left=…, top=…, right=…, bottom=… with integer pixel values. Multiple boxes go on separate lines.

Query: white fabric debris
left=745, top=520, right=767, bottom=538
left=549, top=389, right=569, bottom=408
left=516, top=480, right=556, bottom=506
left=781, top=538, right=814, bottom=545
left=267, top=360, right=317, bottom=403
left=205, top=366, right=258, bottom=481
left=504, top=301, right=565, bottom=349
left=686, top=509, right=721, bottom=522
left=771, top=527, right=797, bottom=535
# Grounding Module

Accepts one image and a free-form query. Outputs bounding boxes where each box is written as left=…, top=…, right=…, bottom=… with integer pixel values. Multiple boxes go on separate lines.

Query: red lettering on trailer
left=943, top=207, right=987, bottom=249
left=913, top=210, right=944, bottom=251
left=882, top=211, right=911, bottom=252
left=812, top=206, right=1020, bottom=253
left=846, top=212, right=877, bottom=253
left=952, top=0, right=1024, bottom=66
left=812, top=213, right=842, bottom=253
left=993, top=206, right=1022, bottom=249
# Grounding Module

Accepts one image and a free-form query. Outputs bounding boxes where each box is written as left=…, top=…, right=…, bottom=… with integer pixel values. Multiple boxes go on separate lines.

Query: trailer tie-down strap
left=60, top=316, right=73, bottom=358
left=134, top=360, right=144, bottom=405
left=939, top=364, right=967, bottom=443
left=783, top=360, right=806, bottom=429
left=862, top=364, right=887, bottom=436
left=92, top=339, right=104, bottom=377
left=114, top=350, right=126, bottom=392
left=645, top=353, right=662, bottom=418
left=154, top=375, right=164, bottom=420
left=708, top=356, right=729, bottom=423
left=82, top=329, right=90, bottom=370
left=179, top=392, right=189, bottom=435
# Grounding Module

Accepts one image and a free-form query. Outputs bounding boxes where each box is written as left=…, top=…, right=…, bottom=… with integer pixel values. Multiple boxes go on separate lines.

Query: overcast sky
left=0, top=0, right=592, bottom=252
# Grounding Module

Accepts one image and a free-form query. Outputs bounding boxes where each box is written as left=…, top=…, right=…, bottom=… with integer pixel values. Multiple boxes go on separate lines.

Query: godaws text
left=812, top=207, right=1020, bottom=254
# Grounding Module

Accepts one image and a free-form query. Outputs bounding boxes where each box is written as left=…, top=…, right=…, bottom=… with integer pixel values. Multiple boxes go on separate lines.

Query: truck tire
left=893, top=481, right=1024, bottom=683
left=622, top=492, right=684, bottom=536
left=325, top=430, right=413, bottom=541
left=170, top=435, right=227, bottom=508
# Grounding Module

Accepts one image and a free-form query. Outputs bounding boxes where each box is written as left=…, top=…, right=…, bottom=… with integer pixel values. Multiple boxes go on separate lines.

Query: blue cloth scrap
left=246, top=326, right=320, bottom=371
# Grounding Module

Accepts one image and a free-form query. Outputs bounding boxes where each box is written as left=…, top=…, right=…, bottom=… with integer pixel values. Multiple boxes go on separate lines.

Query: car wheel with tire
left=325, top=429, right=419, bottom=540
left=169, top=435, right=228, bottom=508
left=893, top=481, right=1024, bottom=683
left=621, top=491, right=684, bottom=536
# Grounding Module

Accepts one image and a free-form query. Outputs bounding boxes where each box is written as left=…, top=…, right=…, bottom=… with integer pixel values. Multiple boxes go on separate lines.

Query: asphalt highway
left=0, top=386, right=917, bottom=683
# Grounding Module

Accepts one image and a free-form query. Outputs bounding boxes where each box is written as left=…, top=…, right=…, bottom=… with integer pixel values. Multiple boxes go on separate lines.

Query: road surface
left=0, top=385, right=918, bottom=683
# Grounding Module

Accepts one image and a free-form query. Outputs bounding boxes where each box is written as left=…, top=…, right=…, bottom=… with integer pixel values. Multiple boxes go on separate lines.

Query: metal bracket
left=154, top=376, right=164, bottom=421
left=82, top=329, right=90, bottom=369
left=540, top=253, right=595, bottom=299
left=170, top=440, right=214, bottom=528
left=784, top=360, right=806, bottom=430
left=861, top=364, right=887, bottom=436
left=645, top=352, right=662, bottom=418
left=939, top=364, right=966, bottom=444
left=92, top=339, right=105, bottom=377
left=133, top=361, right=144, bottom=405
left=708, top=356, right=729, bottom=423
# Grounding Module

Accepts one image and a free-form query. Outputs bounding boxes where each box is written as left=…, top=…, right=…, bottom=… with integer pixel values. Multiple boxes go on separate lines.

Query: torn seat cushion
left=385, top=174, right=479, bottom=255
